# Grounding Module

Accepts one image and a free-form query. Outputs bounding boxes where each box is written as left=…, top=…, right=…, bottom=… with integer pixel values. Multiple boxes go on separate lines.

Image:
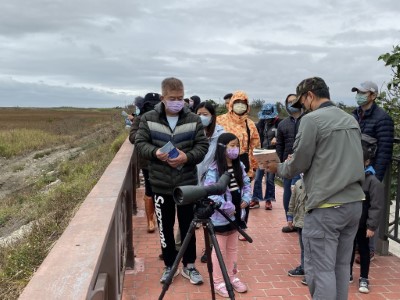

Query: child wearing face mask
left=203, top=132, right=251, bottom=298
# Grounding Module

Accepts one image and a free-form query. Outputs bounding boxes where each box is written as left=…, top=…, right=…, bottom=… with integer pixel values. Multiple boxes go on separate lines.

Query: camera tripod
left=158, top=201, right=253, bottom=300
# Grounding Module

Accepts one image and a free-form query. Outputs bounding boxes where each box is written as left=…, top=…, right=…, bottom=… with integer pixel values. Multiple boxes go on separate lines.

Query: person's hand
left=240, top=200, right=248, bottom=209
left=167, top=149, right=188, bottom=168
left=271, top=137, right=277, bottom=145
left=155, top=149, right=169, bottom=162
left=265, top=161, right=278, bottom=173
left=128, top=115, right=135, bottom=121
left=287, top=221, right=293, bottom=229
left=286, top=154, right=293, bottom=161
left=366, top=229, right=375, bottom=238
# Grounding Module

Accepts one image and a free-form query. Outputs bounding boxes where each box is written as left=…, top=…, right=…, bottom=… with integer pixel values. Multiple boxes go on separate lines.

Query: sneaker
left=214, top=282, right=229, bottom=298
left=301, top=277, right=308, bottom=285
left=249, top=200, right=260, bottom=208
left=160, top=266, right=179, bottom=283
left=200, top=249, right=208, bottom=263
left=370, top=251, right=375, bottom=261
left=349, top=274, right=353, bottom=283
left=231, top=277, right=247, bottom=293
left=181, top=266, right=203, bottom=285
left=359, top=277, right=370, bottom=293
left=265, top=201, right=273, bottom=210
left=288, top=266, right=305, bottom=277
left=282, top=226, right=296, bottom=233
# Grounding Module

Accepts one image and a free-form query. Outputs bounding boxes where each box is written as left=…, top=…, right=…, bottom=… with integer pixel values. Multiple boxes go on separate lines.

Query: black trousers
left=350, top=226, right=370, bottom=279
left=154, top=193, right=197, bottom=267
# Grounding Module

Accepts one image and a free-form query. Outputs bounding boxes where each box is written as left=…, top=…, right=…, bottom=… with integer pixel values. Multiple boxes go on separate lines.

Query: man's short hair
left=223, top=93, right=233, bottom=100
left=161, top=77, right=184, bottom=95
left=292, top=77, right=330, bottom=108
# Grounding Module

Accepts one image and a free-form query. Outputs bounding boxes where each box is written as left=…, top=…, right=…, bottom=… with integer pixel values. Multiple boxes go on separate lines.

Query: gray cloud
left=0, top=0, right=399, bottom=107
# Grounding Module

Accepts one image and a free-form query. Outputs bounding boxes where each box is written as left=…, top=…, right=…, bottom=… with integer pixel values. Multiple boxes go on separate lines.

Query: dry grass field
left=0, top=107, right=130, bottom=299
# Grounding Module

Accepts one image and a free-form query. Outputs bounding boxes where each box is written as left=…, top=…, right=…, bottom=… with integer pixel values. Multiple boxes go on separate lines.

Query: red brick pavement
left=123, top=185, right=400, bottom=300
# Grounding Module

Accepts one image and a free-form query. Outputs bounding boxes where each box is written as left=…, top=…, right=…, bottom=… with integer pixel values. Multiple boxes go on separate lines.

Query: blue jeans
left=283, top=175, right=301, bottom=220
left=252, top=168, right=275, bottom=201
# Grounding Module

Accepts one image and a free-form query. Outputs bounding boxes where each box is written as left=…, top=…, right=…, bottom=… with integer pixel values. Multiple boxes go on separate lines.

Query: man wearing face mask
left=352, top=81, right=394, bottom=182
left=276, top=95, right=304, bottom=233
left=351, top=81, right=394, bottom=264
left=266, top=77, right=365, bottom=300
left=135, top=77, right=209, bottom=285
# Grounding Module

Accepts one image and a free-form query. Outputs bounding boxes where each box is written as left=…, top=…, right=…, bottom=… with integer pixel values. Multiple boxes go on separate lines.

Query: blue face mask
left=356, top=93, right=369, bottom=106
left=287, top=106, right=300, bottom=114
left=199, top=115, right=211, bottom=127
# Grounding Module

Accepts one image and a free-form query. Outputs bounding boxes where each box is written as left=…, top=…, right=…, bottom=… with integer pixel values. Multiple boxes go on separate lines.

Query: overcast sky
left=1, top=0, right=399, bottom=108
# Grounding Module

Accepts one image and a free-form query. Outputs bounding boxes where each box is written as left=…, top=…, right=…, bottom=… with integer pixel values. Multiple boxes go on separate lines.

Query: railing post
left=126, top=148, right=137, bottom=269
left=376, top=165, right=391, bottom=255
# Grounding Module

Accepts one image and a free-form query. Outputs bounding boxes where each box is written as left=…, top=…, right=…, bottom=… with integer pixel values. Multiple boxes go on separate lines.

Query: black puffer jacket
left=352, top=103, right=394, bottom=181
left=276, top=116, right=300, bottom=162
left=135, top=103, right=209, bottom=195
left=256, top=117, right=281, bottom=149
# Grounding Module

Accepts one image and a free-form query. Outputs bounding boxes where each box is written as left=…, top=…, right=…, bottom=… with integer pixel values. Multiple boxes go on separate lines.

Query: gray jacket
left=287, top=179, right=307, bottom=228
left=277, top=102, right=365, bottom=212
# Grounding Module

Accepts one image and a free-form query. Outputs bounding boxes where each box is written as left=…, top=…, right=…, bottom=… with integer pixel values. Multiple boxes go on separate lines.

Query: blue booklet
left=159, top=141, right=179, bottom=159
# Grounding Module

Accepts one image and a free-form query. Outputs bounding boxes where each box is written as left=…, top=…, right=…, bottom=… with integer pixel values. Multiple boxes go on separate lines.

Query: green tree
left=378, top=45, right=400, bottom=137
left=378, top=45, right=400, bottom=204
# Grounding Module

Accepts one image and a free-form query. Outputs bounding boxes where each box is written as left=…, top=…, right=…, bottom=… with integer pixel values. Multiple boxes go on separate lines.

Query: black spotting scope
left=173, top=172, right=231, bottom=205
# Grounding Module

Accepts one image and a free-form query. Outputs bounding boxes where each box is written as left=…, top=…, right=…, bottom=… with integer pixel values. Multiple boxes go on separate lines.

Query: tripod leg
left=206, top=223, right=235, bottom=300
left=203, top=225, right=216, bottom=300
left=158, top=220, right=197, bottom=300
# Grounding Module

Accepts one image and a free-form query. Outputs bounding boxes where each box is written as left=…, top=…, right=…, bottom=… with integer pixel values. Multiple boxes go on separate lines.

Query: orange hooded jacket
left=217, top=91, right=261, bottom=178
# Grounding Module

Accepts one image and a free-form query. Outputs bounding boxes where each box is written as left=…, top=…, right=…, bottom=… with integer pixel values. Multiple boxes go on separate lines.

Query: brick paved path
left=123, top=185, right=400, bottom=300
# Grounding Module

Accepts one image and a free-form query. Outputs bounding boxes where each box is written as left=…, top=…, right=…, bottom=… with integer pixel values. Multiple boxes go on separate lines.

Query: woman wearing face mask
left=195, top=101, right=225, bottom=183
left=217, top=91, right=260, bottom=241
left=217, top=91, right=261, bottom=180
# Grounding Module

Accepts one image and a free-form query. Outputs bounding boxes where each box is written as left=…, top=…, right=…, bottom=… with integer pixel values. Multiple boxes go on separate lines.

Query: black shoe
left=201, top=250, right=207, bottom=263
left=301, top=277, right=307, bottom=285
left=282, top=226, right=296, bottom=233
left=288, top=266, right=304, bottom=277
left=349, top=274, right=353, bottom=283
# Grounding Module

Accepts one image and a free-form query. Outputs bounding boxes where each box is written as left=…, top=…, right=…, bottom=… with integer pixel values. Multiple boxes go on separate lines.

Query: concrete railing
left=19, top=138, right=136, bottom=300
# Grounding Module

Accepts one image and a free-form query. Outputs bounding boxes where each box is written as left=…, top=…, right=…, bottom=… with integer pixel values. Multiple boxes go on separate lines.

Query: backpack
left=361, top=134, right=377, bottom=159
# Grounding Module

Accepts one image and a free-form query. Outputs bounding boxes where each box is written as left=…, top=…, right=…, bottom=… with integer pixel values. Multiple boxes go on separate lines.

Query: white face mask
left=233, top=103, right=247, bottom=115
